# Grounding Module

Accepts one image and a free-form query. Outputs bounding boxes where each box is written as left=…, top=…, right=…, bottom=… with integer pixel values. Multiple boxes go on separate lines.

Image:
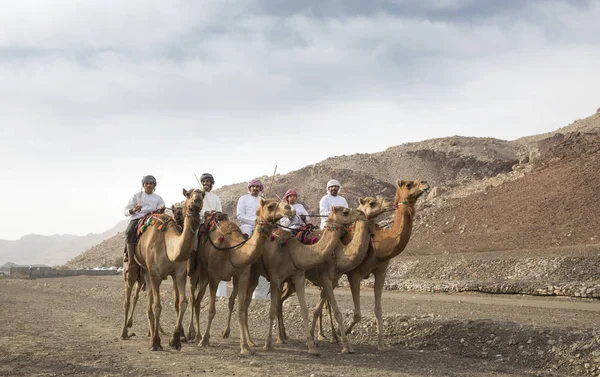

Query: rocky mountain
left=64, top=110, right=600, bottom=269
left=0, top=220, right=127, bottom=267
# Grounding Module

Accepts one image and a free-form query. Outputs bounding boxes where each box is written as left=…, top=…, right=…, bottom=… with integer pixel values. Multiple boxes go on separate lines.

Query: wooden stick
left=194, top=173, right=203, bottom=190
left=266, top=165, right=277, bottom=198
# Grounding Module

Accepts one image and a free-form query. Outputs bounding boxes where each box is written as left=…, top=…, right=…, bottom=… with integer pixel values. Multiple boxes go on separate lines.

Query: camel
left=135, top=188, right=204, bottom=351
left=186, top=198, right=293, bottom=354
left=120, top=204, right=184, bottom=341
left=234, top=205, right=367, bottom=355
left=341, top=180, right=429, bottom=350
left=277, top=196, right=394, bottom=351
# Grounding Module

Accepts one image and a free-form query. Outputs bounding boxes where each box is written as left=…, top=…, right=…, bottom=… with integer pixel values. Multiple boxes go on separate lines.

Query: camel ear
left=359, top=197, right=366, bottom=205
left=330, top=205, right=336, bottom=213
left=183, top=188, right=189, bottom=197
left=260, top=198, right=265, bottom=206
left=398, top=180, right=409, bottom=187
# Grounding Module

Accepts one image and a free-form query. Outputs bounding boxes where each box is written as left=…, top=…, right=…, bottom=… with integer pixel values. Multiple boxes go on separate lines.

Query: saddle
left=295, top=223, right=320, bottom=245
left=200, top=211, right=229, bottom=235
left=135, top=209, right=174, bottom=239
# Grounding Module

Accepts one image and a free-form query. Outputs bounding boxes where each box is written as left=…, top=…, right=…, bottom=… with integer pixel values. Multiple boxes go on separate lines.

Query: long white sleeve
left=124, top=192, right=141, bottom=217
left=237, top=195, right=258, bottom=226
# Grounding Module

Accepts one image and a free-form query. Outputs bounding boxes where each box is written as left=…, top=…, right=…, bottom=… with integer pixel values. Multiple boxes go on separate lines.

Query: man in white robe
left=236, top=178, right=270, bottom=300
left=319, top=179, right=349, bottom=229
left=199, top=173, right=227, bottom=297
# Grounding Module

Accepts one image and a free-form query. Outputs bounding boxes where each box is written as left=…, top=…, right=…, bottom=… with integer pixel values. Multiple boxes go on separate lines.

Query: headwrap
left=200, top=173, right=215, bottom=184
left=247, top=178, right=264, bottom=192
left=326, top=179, right=341, bottom=193
left=141, top=175, right=157, bottom=185
left=282, top=188, right=298, bottom=203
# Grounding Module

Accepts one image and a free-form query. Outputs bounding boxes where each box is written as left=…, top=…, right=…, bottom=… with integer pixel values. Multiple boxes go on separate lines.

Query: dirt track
left=1, top=276, right=599, bottom=377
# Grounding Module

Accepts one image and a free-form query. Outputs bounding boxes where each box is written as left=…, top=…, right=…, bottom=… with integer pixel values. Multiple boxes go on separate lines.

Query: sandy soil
left=1, top=275, right=599, bottom=377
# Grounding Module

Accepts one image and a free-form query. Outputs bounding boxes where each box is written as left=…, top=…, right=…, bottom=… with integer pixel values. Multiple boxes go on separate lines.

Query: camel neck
left=336, top=219, right=373, bottom=271
left=288, top=225, right=342, bottom=270
left=372, top=202, right=414, bottom=261
left=166, top=209, right=200, bottom=263
left=229, top=219, right=271, bottom=268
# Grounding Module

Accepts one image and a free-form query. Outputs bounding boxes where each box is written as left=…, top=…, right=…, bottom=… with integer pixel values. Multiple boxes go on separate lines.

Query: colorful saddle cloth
left=295, top=223, right=320, bottom=244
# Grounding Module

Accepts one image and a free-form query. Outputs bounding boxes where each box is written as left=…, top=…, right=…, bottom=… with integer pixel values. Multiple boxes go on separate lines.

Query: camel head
left=172, top=204, right=184, bottom=227
left=394, top=180, right=430, bottom=205
left=326, top=206, right=366, bottom=227
left=358, top=196, right=394, bottom=219
left=182, top=188, right=205, bottom=214
left=257, top=198, right=294, bottom=223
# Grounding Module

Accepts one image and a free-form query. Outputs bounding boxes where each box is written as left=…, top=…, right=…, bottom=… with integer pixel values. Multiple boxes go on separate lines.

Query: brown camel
left=186, top=198, right=293, bottom=353
left=236, top=205, right=367, bottom=355
left=277, top=197, right=394, bottom=351
left=135, top=188, right=204, bottom=351
left=121, top=204, right=185, bottom=340
left=342, top=180, right=429, bottom=350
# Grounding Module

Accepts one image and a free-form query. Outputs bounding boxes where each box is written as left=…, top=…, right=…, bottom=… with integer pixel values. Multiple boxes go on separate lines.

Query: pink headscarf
left=247, top=178, right=264, bottom=192
left=282, top=188, right=298, bottom=203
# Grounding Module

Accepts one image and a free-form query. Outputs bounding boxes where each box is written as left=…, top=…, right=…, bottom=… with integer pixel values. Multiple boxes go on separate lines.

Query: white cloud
left=1, top=0, right=599, bottom=240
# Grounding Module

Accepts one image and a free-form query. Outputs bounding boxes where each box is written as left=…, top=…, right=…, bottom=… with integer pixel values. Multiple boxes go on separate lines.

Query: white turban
left=326, top=179, right=341, bottom=193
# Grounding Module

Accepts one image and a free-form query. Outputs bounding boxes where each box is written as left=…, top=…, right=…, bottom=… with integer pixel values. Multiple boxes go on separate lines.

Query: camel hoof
left=121, top=332, right=136, bottom=340
left=377, top=344, right=390, bottom=352
left=317, top=334, right=327, bottom=342
left=341, top=346, right=355, bottom=354
left=180, top=336, right=188, bottom=343
left=263, top=344, right=272, bottom=351
left=199, top=338, right=210, bottom=347
left=240, top=347, right=254, bottom=356
left=222, top=329, right=230, bottom=339
left=169, top=340, right=182, bottom=351
left=276, top=337, right=287, bottom=344
left=248, top=340, right=258, bottom=347
left=308, top=348, right=321, bottom=356
left=150, top=345, right=163, bottom=351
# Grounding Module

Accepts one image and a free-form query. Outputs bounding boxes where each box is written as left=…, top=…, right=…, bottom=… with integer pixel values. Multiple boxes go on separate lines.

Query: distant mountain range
left=0, top=220, right=127, bottom=266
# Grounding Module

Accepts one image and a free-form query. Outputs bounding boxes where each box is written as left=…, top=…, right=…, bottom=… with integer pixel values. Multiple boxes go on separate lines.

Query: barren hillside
left=65, top=111, right=600, bottom=269
left=406, top=131, right=600, bottom=255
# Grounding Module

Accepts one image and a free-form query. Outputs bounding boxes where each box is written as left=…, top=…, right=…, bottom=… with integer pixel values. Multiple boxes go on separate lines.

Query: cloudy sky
left=1, top=0, right=599, bottom=240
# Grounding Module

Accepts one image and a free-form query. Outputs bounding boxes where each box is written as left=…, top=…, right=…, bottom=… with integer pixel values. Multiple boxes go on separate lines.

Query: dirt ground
left=1, top=276, right=599, bottom=377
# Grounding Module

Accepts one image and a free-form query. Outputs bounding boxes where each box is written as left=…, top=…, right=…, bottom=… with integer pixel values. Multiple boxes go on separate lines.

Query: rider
left=199, top=173, right=222, bottom=219
left=318, top=179, right=349, bottom=229
left=123, top=175, right=165, bottom=272
left=279, top=188, right=310, bottom=233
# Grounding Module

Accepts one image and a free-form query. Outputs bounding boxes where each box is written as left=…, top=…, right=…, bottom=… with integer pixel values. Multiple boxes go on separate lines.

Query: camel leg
left=291, top=274, right=320, bottom=355
left=277, top=281, right=295, bottom=342
left=373, top=266, right=389, bottom=351
left=324, top=299, right=340, bottom=343
left=344, top=272, right=363, bottom=336
left=222, top=276, right=238, bottom=339
left=263, top=278, right=280, bottom=352
left=121, top=273, right=135, bottom=340
left=128, top=280, right=142, bottom=329
left=317, top=277, right=353, bottom=354
left=169, top=272, right=188, bottom=351
left=200, top=279, right=217, bottom=347
left=243, top=270, right=260, bottom=347
left=192, top=277, right=209, bottom=343
left=313, top=295, right=327, bottom=342
left=237, top=268, right=254, bottom=355
left=147, top=274, right=163, bottom=351
left=310, top=290, right=327, bottom=342
left=186, top=274, right=198, bottom=341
